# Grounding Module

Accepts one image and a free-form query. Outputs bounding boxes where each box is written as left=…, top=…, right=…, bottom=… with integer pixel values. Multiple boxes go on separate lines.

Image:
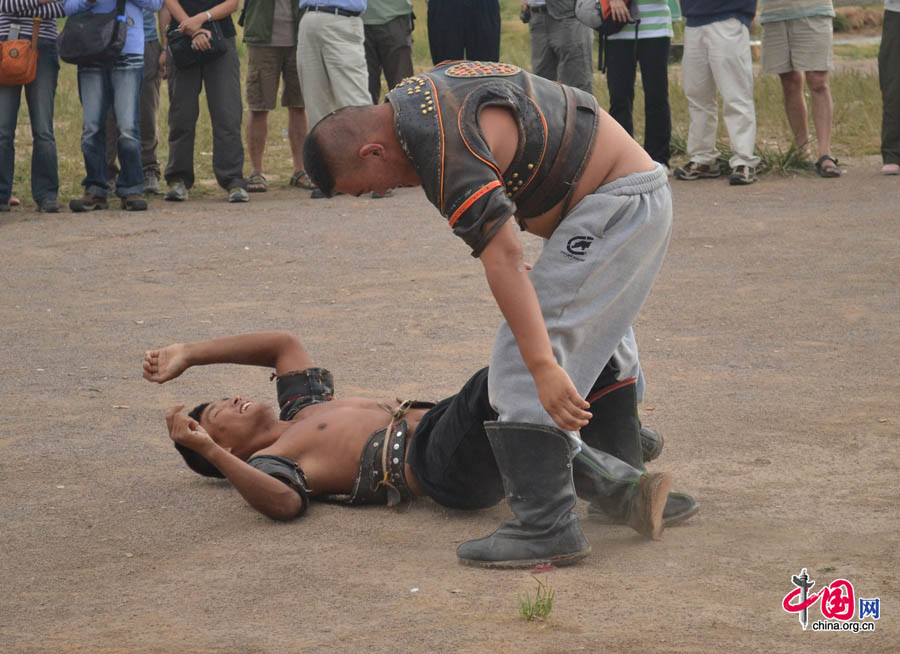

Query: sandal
left=247, top=172, right=268, bottom=193
left=815, top=155, right=841, bottom=178
left=289, top=170, right=316, bottom=190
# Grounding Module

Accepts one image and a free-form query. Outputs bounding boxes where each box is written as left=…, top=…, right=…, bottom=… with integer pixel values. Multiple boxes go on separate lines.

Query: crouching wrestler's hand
left=165, top=404, right=214, bottom=452
left=534, top=362, right=592, bottom=432
left=143, top=343, right=189, bottom=383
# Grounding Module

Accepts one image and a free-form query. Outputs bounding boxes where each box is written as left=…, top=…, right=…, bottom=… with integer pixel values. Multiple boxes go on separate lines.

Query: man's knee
left=779, top=71, right=804, bottom=96
left=804, top=71, right=830, bottom=94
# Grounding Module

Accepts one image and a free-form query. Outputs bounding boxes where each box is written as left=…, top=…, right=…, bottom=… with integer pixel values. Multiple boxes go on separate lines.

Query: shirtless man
left=143, top=330, right=673, bottom=565
left=302, top=61, right=696, bottom=566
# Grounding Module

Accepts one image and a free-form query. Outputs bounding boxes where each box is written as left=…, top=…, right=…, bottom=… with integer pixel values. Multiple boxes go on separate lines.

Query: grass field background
left=8, top=1, right=886, bottom=206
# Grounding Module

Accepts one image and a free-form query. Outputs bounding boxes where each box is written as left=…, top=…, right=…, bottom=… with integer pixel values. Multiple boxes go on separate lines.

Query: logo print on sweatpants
left=564, top=236, right=594, bottom=260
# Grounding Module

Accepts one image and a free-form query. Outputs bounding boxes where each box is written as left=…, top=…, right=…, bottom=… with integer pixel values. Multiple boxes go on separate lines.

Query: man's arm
left=165, top=406, right=304, bottom=520
left=143, top=331, right=314, bottom=384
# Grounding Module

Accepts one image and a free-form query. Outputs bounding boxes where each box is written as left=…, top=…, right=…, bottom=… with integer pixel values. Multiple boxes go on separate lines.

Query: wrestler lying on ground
left=142, top=330, right=679, bottom=562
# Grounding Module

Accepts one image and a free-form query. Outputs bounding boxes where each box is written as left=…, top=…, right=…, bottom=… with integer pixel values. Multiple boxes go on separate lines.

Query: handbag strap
left=31, top=18, right=41, bottom=48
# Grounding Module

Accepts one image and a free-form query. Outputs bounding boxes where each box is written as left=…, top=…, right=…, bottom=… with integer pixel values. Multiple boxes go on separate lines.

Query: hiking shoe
left=165, top=182, right=188, bottom=202
left=143, top=174, right=161, bottom=195
left=37, top=198, right=61, bottom=213
left=674, top=161, right=721, bottom=180
left=729, top=165, right=757, bottom=186
left=70, top=194, right=108, bottom=212
left=228, top=186, right=250, bottom=203
left=881, top=163, right=900, bottom=176
left=122, top=194, right=148, bottom=211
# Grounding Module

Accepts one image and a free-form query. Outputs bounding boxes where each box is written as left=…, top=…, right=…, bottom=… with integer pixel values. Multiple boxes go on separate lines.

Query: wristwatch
left=205, top=10, right=212, bottom=21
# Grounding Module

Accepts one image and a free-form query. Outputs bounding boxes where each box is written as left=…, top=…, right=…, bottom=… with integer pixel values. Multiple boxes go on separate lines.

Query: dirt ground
left=1, top=158, right=897, bottom=653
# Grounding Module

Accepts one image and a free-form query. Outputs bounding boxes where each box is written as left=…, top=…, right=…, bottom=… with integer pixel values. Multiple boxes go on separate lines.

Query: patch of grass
left=519, top=575, right=554, bottom=622
left=834, top=43, right=881, bottom=60
left=818, top=565, right=838, bottom=573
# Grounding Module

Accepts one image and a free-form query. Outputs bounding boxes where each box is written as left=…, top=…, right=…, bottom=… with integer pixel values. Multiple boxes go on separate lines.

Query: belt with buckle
left=306, top=5, right=361, bottom=17
left=530, top=5, right=548, bottom=14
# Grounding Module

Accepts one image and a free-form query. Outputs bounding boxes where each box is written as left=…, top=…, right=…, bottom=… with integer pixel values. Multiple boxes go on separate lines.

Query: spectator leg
left=682, top=24, right=719, bottom=166
left=463, top=0, right=501, bottom=62
left=165, top=53, right=202, bottom=188
left=638, top=37, right=671, bottom=166
left=319, top=15, right=371, bottom=114
left=804, top=70, right=833, bottom=159
left=881, top=9, right=900, bottom=166
left=288, top=107, right=308, bottom=174
left=77, top=67, right=112, bottom=198
left=778, top=71, right=810, bottom=155
left=141, top=39, right=162, bottom=179
left=0, top=84, right=22, bottom=204
left=605, top=39, right=638, bottom=137
left=25, top=39, right=60, bottom=205
left=709, top=20, right=759, bottom=169
left=427, top=0, right=465, bottom=64
left=109, top=61, right=145, bottom=198
left=552, top=17, right=593, bottom=95
left=364, top=23, right=385, bottom=104
left=529, top=12, right=558, bottom=83
left=204, top=38, right=246, bottom=191
left=379, top=15, right=414, bottom=92
left=247, top=110, right=268, bottom=176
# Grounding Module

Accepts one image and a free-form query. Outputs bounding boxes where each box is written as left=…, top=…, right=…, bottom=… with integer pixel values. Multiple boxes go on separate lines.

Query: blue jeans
left=77, top=54, right=144, bottom=198
left=0, top=39, right=60, bottom=205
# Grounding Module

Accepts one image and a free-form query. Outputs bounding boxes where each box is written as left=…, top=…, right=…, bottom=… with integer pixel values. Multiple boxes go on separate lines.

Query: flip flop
left=815, top=155, right=841, bottom=178
left=289, top=170, right=316, bottom=190
left=247, top=173, right=268, bottom=193
left=9, top=195, right=20, bottom=206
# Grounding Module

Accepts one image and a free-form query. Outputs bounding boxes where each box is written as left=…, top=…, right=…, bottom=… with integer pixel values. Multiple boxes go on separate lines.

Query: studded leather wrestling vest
left=386, top=61, right=600, bottom=256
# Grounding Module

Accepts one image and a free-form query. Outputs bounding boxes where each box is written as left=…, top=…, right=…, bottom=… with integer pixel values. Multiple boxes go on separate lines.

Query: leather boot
left=577, top=363, right=699, bottom=526
left=456, top=422, right=591, bottom=569
left=574, top=444, right=672, bottom=539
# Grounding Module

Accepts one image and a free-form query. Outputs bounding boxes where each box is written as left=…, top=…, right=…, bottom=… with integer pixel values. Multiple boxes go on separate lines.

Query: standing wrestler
left=142, top=330, right=672, bottom=548
left=302, top=61, right=696, bottom=567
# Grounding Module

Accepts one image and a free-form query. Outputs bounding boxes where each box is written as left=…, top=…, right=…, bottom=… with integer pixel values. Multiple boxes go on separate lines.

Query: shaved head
left=302, top=106, right=378, bottom=197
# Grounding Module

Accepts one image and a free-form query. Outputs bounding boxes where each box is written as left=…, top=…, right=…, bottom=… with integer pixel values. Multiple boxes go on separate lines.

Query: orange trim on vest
left=448, top=181, right=502, bottom=227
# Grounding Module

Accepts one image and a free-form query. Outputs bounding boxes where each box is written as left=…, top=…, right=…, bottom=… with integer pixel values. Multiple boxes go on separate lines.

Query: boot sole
left=626, top=473, right=673, bottom=540
left=457, top=546, right=591, bottom=569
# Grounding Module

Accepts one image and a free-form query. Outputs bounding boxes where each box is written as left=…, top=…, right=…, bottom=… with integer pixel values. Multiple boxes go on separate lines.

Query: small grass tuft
left=519, top=575, right=554, bottom=621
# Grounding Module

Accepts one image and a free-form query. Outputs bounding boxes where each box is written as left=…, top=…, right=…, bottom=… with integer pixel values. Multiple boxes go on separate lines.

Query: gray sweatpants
left=488, top=164, right=672, bottom=433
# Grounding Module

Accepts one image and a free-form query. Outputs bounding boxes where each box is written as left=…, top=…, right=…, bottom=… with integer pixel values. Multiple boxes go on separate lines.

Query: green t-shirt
left=362, top=0, right=413, bottom=26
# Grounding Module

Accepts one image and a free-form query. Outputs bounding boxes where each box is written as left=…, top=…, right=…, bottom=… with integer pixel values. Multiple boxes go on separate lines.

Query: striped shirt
left=758, top=0, right=834, bottom=24
left=0, top=0, right=65, bottom=41
left=607, top=0, right=674, bottom=40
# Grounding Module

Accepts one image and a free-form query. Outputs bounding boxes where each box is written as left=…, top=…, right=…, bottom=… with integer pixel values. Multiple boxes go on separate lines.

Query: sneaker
left=122, top=194, right=148, bottom=211
left=165, top=181, right=188, bottom=202
left=70, top=194, right=108, bottom=212
left=370, top=189, right=393, bottom=199
left=228, top=186, right=250, bottom=203
left=143, top=174, right=162, bottom=195
left=882, top=163, right=900, bottom=176
left=673, top=161, right=722, bottom=181
left=37, top=198, right=61, bottom=213
left=729, top=165, right=757, bottom=186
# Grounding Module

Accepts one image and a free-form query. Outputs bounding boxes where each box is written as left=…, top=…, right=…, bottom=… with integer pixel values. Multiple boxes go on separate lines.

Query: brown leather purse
left=0, top=18, right=41, bottom=87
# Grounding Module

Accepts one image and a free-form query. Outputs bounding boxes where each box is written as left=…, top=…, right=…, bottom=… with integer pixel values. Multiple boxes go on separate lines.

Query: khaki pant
left=297, top=12, right=371, bottom=127
left=682, top=18, right=759, bottom=168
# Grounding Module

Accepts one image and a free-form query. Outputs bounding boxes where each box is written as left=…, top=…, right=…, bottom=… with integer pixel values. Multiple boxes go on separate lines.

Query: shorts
left=246, top=44, right=304, bottom=110
left=406, top=368, right=505, bottom=511
left=762, top=15, right=834, bottom=74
